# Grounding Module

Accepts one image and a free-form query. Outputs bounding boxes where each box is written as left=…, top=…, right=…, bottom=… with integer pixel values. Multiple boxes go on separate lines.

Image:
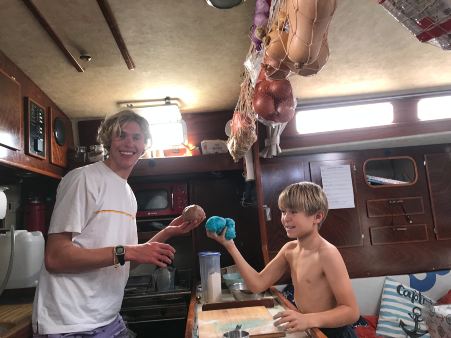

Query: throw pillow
left=376, top=277, right=435, bottom=338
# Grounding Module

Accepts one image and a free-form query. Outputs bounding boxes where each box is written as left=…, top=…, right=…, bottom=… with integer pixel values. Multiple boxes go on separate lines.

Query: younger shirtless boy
left=207, top=181, right=359, bottom=337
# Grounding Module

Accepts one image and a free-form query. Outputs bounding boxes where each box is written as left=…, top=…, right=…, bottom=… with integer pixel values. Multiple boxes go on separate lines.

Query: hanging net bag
left=227, top=66, right=258, bottom=162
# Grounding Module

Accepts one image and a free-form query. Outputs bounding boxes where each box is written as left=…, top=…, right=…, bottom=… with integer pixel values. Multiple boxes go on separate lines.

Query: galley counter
left=184, top=285, right=326, bottom=338
left=0, top=289, right=34, bottom=338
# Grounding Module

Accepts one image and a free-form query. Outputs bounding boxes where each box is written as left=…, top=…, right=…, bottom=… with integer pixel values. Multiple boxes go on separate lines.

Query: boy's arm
left=207, top=231, right=290, bottom=293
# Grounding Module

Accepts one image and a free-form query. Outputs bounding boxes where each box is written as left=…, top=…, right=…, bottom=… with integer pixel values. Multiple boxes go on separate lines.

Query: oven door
left=121, top=273, right=192, bottom=337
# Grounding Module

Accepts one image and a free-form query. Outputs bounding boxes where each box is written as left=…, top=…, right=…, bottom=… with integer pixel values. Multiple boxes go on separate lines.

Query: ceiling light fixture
left=206, top=0, right=246, bottom=9
left=117, top=97, right=182, bottom=124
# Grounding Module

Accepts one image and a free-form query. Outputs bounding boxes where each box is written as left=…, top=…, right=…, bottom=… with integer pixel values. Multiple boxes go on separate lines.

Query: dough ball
left=182, top=204, right=205, bottom=222
left=205, top=216, right=236, bottom=240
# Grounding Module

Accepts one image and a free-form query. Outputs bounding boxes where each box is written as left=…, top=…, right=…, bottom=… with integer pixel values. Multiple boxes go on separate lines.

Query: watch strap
left=114, top=245, right=126, bottom=266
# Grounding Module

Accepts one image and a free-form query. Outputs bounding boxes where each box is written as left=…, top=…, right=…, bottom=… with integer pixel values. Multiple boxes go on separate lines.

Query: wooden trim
left=280, top=118, right=451, bottom=151
left=97, top=0, right=135, bottom=70
left=369, top=224, right=428, bottom=245
left=0, top=67, right=22, bottom=151
left=254, top=136, right=271, bottom=264
left=202, top=298, right=275, bottom=311
left=366, top=197, right=424, bottom=218
left=184, top=290, right=197, bottom=338
left=130, top=154, right=241, bottom=177
left=22, top=0, right=84, bottom=72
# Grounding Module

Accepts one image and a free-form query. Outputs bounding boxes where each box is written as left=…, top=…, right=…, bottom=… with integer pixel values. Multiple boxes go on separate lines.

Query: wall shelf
left=130, top=153, right=242, bottom=177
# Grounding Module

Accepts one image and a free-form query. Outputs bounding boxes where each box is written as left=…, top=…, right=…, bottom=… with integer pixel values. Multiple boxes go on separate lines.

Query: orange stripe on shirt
left=95, top=210, right=135, bottom=219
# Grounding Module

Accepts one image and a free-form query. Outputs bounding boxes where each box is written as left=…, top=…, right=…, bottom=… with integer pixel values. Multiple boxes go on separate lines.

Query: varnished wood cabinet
left=259, top=157, right=363, bottom=262
left=189, top=171, right=264, bottom=273
left=260, top=157, right=307, bottom=259
left=257, top=144, right=451, bottom=278
left=0, top=68, right=22, bottom=151
left=425, top=152, right=451, bottom=240
left=0, top=51, right=73, bottom=179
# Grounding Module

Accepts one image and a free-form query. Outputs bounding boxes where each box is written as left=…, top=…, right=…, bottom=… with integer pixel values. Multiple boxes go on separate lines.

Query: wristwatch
left=114, top=245, right=126, bottom=266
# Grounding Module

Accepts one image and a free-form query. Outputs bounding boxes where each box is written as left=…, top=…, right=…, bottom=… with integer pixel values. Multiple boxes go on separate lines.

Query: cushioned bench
left=351, top=269, right=451, bottom=337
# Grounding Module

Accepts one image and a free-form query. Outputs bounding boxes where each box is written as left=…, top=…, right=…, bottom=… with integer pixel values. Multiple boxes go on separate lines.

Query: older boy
left=207, top=181, right=359, bottom=337
left=33, top=110, right=205, bottom=337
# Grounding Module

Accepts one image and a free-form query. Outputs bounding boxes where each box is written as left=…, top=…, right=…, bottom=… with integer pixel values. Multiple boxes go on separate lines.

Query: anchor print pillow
left=376, top=277, right=435, bottom=338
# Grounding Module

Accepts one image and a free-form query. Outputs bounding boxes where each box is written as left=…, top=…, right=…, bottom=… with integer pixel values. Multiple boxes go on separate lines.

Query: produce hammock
left=227, top=0, right=286, bottom=162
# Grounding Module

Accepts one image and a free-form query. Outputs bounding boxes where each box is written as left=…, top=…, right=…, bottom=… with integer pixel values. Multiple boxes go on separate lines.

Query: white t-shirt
left=32, top=161, right=138, bottom=334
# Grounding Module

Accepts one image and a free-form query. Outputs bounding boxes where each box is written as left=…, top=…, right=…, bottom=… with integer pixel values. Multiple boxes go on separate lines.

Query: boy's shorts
left=319, top=325, right=357, bottom=338
left=33, top=314, right=129, bottom=338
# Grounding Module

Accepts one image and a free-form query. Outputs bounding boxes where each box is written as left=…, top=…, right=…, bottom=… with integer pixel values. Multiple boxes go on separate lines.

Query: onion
left=252, top=70, right=296, bottom=124
left=251, top=0, right=270, bottom=49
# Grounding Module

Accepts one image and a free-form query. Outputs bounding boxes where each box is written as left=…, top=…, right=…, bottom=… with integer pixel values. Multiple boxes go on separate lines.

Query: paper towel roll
left=0, top=190, right=7, bottom=220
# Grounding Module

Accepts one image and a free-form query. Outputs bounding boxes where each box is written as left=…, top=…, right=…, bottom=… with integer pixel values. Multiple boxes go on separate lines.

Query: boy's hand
left=273, top=310, right=309, bottom=332
left=206, top=227, right=234, bottom=249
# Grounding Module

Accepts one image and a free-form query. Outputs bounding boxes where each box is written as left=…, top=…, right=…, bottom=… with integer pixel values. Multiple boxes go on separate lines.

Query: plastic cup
left=198, top=251, right=221, bottom=303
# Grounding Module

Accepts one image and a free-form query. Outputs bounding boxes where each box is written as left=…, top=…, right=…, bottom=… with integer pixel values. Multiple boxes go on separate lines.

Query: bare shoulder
left=281, top=240, right=298, bottom=252
left=318, top=238, right=344, bottom=265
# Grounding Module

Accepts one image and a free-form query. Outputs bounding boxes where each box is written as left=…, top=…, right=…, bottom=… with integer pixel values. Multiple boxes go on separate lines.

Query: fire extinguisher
left=24, top=196, right=47, bottom=236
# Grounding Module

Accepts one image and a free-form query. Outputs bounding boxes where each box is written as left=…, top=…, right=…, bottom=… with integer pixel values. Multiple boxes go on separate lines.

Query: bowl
left=223, top=329, right=250, bottom=338
left=229, top=282, right=264, bottom=301
left=222, top=272, right=244, bottom=287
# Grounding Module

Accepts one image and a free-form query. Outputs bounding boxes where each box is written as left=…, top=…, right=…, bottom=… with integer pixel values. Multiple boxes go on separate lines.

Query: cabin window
left=149, top=120, right=187, bottom=150
left=417, top=95, right=451, bottom=121
left=135, top=105, right=187, bottom=150
left=295, top=102, right=393, bottom=134
left=364, top=156, right=418, bottom=187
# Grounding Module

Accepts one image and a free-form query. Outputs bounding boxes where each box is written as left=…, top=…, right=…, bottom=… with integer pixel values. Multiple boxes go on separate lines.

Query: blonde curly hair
left=97, top=110, right=150, bottom=153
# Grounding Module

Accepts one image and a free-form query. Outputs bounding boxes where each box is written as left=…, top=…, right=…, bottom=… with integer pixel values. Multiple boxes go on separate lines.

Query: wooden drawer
left=370, top=224, right=428, bottom=245
left=367, top=197, right=424, bottom=217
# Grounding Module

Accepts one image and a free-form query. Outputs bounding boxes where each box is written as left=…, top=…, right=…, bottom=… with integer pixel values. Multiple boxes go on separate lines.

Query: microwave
left=132, top=182, right=188, bottom=218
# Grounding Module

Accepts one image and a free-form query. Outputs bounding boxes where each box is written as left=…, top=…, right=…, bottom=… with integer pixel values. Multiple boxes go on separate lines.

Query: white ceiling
left=1, top=0, right=451, bottom=120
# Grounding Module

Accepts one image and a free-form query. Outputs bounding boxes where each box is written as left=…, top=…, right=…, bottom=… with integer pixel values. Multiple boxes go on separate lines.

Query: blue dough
left=205, top=216, right=236, bottom=240
left=205, top=216, right=226, bottom=233
left=224, top=218, right=236, bottom=240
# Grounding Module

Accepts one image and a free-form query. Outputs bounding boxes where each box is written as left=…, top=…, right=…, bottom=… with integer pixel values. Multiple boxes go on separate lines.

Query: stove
left=120, top=270, right=192, bottom=325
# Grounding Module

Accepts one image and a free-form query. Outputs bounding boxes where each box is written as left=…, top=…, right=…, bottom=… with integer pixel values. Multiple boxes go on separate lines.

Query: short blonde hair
left=97, top=110, right=150, bottom=152
left=278, top=182, right=329, bottom=227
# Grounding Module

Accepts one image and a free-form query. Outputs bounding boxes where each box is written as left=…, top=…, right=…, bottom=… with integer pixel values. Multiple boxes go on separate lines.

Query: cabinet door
left=0, top=68, right=21, bottom=150
left=425, top=152, right=451, bottom=239
left=309, top=160, right=363, bottom=248
left=260, top=158, right=307, bottom=257
left=190, top=173, right=263, bottom=271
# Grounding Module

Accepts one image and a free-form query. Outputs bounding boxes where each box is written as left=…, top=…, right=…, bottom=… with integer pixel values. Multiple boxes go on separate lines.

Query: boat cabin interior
left=1, top=0, right=451, bottom=337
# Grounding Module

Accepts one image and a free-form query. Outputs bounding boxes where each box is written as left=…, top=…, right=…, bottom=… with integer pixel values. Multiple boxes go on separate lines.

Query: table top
left=192, top=288, right=309, bottom=338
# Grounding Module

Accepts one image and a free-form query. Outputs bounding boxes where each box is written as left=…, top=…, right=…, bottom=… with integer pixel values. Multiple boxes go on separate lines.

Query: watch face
left=116, top=246, right=125, bottom=255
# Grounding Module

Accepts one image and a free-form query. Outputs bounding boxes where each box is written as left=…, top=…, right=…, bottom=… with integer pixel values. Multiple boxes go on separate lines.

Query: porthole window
left=364, top=156, right=418, bottom=187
